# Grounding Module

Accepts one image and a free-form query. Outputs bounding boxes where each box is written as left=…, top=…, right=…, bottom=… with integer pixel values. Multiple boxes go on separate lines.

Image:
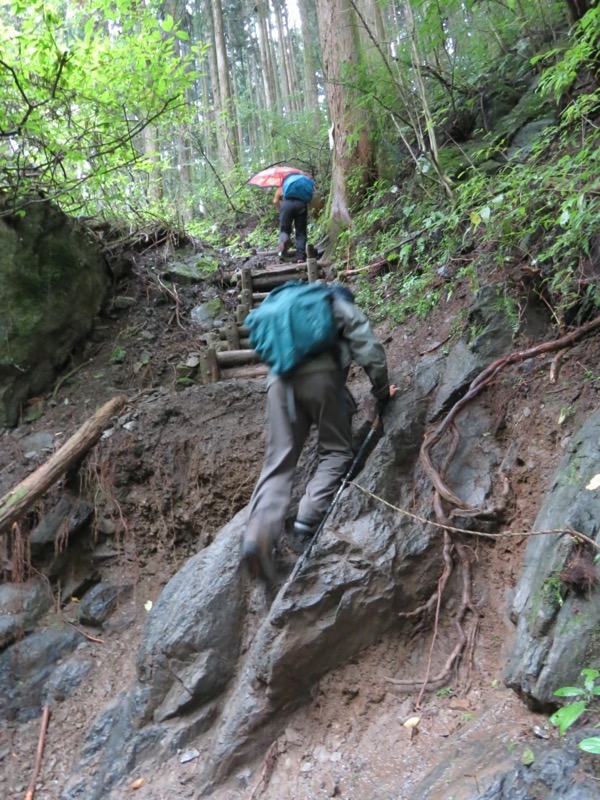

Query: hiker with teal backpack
left=242, top=281, right=397, bottom=582
left=273, top=173, right=314, bottom=262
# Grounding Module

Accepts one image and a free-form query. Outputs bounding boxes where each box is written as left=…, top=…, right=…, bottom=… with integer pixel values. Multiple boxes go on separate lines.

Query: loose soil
left=1, top=242, right=599, bottom=800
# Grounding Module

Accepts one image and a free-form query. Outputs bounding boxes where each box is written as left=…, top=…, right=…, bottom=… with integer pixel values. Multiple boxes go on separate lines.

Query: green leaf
left=160, top=14, right=174, bottom=32
left=578, top=737, right=600, bottom=754
left=480, top=205, right=491, bottom=222
left=521, top=748, right=535, bottom=766
left=549, top=701, right=587, bottom=736
left=554, top=687, right=585, bottom=697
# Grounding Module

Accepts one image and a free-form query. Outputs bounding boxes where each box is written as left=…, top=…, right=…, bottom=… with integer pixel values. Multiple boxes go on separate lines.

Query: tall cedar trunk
left=211, top=0, right=238, bottom=169
left=272, top=0, right=292, bottom=113
left=226, top=18, right=246, bottom=150
left=256, top=0, right=277, bottom=112
left=297, top=0, right=320, bottom=121
left=317, top=0, right=374, bottom=239
left=199, top=0, right=220, bottom=161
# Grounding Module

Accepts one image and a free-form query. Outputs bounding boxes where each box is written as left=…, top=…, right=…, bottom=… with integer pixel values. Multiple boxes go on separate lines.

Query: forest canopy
left=0, top=0, right=599, bottom=267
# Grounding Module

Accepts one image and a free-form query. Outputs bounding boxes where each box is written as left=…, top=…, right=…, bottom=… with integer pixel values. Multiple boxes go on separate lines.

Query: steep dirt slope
left=1, top=245, right=599, bottom=799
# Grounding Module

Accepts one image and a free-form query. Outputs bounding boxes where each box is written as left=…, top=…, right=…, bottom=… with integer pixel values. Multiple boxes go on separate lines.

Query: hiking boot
left=242, top=535, right=277, bottom=584
left=293, top=519, right=317, bottom=539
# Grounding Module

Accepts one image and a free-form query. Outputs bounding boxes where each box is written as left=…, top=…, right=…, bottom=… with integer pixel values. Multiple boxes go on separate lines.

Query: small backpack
left=245, top=281, right=338, bottom=376
left=282, top=174, right=314, bottom=204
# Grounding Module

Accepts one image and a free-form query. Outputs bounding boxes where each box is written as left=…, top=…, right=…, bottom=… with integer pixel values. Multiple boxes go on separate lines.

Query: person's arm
left=273, top=186, right=283, bottom=208
left=333, top=298, right=392, bottom=399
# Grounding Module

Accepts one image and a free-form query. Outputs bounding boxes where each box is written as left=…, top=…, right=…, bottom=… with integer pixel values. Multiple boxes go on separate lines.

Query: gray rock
left=414, top=714, right=599, bottom=800
left=44, top=656, right=93, bottom=703
left=429, top=284, right=516, bottom=421
left=0, top=579, right=53, bottom=649
left=0, top=626, right=80, bottom=721
left=29, top=494, right=94, bottom=555
left=505, top=409, right=600, bottom=706
left=18, top=430, right=56, bottom=455
left=199, top=380, right=502, bottom=791
left=78, top=582, right=133, bottom=627
left=134, top=512, right=247, bottom=724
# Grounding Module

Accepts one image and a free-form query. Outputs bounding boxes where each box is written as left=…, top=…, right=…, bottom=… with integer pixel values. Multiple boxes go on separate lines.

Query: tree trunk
left=297, top=0, right=320, bottom=122
left=272, top=0, right=292, bottom=113
left=211, top=0, right=238, bottom=169
left=317, top=0, right=375, bottom=241
left=256, top=0, right=277, bottom=112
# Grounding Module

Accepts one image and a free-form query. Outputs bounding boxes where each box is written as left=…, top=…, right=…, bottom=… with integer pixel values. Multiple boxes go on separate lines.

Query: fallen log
left=0, top=395, right=127, bottom=535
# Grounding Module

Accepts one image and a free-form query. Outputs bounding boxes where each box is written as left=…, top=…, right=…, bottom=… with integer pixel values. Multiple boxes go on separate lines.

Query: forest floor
left=2, top=238, right=600, bottom=800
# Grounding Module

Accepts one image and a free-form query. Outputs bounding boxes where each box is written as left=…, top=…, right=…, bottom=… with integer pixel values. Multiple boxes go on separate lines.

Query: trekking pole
left=286, top=414, right=383, bottom=584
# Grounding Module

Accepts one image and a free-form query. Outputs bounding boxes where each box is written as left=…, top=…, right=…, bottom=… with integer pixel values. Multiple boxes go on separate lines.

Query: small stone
left=285, top=727, right=303, bottom=746
left=300, top=761, right=313, bottom=773
left=313, top=745, right=329, bottom=763
left=179, top=748, right=200, bottom=764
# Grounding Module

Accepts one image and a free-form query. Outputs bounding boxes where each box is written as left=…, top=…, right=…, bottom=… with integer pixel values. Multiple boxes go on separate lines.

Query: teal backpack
left=282, top=174, right=314, bottom=203
left=246, top=281, right=338, bottom=376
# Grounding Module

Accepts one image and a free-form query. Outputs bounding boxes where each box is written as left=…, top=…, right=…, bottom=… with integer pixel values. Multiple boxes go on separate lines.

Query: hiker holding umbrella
left=248, top=165, right=315, bottom=263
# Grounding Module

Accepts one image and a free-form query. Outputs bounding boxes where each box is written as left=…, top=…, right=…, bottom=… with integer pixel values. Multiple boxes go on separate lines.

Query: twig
left=419, top=335, right=450, bottom=355
left=24, top=704, right=50, bottom=800
left=549, top=348, right=567, bottom=384
left=248, top=741, right=278, bottom=799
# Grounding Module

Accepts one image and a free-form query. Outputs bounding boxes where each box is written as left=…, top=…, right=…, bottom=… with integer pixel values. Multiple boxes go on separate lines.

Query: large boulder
left=0, top=201, right=110, bottom=427
left=505, top=409, right=600, bottom=706
left=63, top=285, right=521, bottom=797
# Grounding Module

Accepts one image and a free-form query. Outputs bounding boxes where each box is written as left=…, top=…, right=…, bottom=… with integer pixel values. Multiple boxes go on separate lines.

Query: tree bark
left=298, top=0, right=320, bottom=120
left=211, top=0, right=238, bottom=169
left=0, top=395, right=127, bottom=535
left=317, top=0, right=375, bottom=242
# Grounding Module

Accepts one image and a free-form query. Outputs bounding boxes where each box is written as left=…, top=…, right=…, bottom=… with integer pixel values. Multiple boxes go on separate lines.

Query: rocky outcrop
left=0, top=200, right=110, bottom=427
left=505, top=409, right=600, bottom=707
left=60, top=287, right=520, bottom=798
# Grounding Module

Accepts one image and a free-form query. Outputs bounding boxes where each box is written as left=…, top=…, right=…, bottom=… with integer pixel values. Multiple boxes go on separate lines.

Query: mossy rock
left=0, top=201, right=110, bottom=427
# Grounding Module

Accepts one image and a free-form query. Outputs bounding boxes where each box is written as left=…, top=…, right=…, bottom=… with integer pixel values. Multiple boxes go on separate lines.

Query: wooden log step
left=222, top=263, right=308, bottom=283
left=215, top=349, right=261, bottom=367
left=252, top=272, right=309, bottom=290
left=218, top=326, right=249, bottom=340
left=220, top=364, right=268, bottom=381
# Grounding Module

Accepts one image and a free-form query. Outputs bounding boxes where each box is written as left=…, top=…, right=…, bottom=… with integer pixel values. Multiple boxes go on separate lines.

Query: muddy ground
left=1, top=242, right=599, bottom=799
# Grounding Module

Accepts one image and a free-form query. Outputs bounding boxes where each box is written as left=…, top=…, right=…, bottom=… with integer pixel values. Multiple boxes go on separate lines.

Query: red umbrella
left=247, top=165, right=309, bottom=188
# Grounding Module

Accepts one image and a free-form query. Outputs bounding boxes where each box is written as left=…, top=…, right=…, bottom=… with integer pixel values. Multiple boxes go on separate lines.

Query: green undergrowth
left=341, top=119, right=600, bottom=329
left=339, top=7, right=600, bottom=329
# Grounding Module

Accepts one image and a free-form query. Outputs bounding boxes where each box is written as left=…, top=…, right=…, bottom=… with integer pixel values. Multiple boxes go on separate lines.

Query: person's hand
left=389, top=384, right=398, bottom=398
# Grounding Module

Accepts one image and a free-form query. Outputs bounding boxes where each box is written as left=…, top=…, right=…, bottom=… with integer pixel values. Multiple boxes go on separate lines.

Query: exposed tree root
left=249, top=740, right=279, bottom=799
left=25, top=704, right=50, bottom=800
left=392, top=317, right=600, bottom=698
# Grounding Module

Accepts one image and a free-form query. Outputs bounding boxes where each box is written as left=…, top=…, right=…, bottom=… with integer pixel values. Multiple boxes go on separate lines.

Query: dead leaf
left=586, top=473, right=600, bottom=491
left=130, top=777, right=145, bottom=790
left=449, top=698, right=471, bottom=711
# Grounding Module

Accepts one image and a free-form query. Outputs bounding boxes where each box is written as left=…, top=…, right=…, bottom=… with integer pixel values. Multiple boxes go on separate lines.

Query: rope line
left=348, top=481, right=600, bottom=551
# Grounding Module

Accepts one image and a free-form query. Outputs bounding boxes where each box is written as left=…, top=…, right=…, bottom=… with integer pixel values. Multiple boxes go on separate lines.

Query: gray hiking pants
left=245, top=370, right=354, bottom=548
